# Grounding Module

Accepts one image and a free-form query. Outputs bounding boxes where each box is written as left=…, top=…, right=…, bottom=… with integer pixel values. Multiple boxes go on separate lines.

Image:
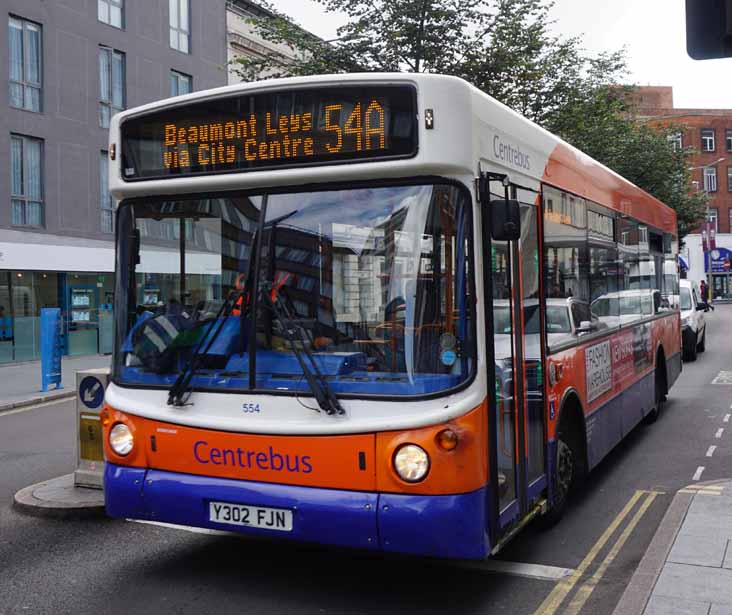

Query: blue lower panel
left=585, top=370, right=655, bottom=470
left=378, top=489, right=490, bottom=559
left=104, top=464, right=490, bottom=559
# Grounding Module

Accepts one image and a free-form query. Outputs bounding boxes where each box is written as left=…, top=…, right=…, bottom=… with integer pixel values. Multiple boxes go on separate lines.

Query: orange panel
left=544, top=143, right=677, bottom=236
left=102, top=408, right=376, bottom=491
left=375, top=402, right=488, bottom=496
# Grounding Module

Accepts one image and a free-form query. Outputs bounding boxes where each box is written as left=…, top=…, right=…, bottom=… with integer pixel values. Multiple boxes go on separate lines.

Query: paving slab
left=653, top=562, right=732, bottom=606
left=668, top=534, right=728, bottom=568
left=710, top=604, right=732, bottom=615
left=645, top=595, right=711, bottom=615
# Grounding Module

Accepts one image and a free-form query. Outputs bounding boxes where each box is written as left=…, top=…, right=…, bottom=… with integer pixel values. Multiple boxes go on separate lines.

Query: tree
left=233, top=0, right=705, bottom=239
left=233, top=0, right=620, bottom=120
left=546, top=86, right=707, bottom=240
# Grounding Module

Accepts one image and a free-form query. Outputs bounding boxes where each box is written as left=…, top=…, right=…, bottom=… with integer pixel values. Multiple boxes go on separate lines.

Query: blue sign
left=79, top=376, right=105, bottom=409
left=705, top=247, right=732, bottom=273
left=440, top=349, right=457, bottom=367
left=40, top=308, right=63, bottom=392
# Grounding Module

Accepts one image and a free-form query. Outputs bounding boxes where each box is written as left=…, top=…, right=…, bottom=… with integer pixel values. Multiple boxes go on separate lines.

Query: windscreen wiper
left=262, top=282, right=345, bottom=416
left=167, top=288, right=246, bottom=407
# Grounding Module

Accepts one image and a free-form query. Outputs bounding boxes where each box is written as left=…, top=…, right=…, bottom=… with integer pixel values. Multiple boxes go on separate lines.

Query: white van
left=680, top=279, right=707, bottom=361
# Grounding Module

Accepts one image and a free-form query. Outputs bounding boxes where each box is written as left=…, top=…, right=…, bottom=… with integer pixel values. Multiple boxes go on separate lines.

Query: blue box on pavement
left=40, top=308, right=63, bottom=392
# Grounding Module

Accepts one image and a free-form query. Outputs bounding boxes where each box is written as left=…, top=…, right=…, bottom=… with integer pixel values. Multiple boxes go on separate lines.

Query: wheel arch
left=555, top=388, right=588, bottom=472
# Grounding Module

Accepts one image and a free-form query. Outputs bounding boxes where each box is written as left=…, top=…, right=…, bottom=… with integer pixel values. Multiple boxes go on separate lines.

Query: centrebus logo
left=493, top=135, right=531, bottom=171
left=193, top=441, right=313, bottom=474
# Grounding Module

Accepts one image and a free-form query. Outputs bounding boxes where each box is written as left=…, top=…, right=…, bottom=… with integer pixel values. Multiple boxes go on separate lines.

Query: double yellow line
left=533, top=489, right=660, bottom=615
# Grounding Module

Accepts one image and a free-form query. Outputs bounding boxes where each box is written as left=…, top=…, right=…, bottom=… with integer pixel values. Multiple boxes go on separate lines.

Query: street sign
left=75, top=368, right=110, bottom=489
left=79, top=376, right=105, bottom=409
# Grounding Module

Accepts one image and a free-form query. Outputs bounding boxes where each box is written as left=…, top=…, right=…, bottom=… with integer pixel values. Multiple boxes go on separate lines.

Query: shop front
left=0, top=271, right=115, bottom=364
left=0, top=230, right=115, bottom=364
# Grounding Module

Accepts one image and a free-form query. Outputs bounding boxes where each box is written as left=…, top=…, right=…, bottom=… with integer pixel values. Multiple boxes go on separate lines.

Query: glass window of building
left=704, top=166, right=718, bottom=192
left=100, top=151, right=114, bottom=233
left=701, top=129, right=716, bottom=152
left=727, top=167, right=732, bottom=192
left=668, top=132, right=682, bottom=152
left=10, top=135, right=44, bottom=227
left=8, top=17, right=42, bottom=112
left=169, top=70, right=192, bottom=97
left=98, top=0, right=124, bottom=28
left=99, top=46, right=125, bottom=128
left=169, top=0, right=190, bottom=53
left=708, top=208, right=719, bottom=233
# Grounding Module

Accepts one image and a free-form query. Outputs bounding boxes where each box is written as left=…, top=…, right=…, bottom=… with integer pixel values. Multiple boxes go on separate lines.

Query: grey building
left=0, top=0, right=227, bottom=363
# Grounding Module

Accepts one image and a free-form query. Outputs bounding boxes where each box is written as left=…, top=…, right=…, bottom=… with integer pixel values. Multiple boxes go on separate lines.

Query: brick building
left=633, top=86, right=732, bottom=300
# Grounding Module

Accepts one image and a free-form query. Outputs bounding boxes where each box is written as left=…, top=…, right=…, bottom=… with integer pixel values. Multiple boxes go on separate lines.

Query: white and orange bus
left=102, top=73, right=681, bottom=558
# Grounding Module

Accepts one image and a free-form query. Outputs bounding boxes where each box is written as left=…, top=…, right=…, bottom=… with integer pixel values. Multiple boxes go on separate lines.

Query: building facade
left=634, top=86, right=732, bottom=300
left=0, top=0, right=227, bottom=363
left=226, top=0, right=304, bottom=85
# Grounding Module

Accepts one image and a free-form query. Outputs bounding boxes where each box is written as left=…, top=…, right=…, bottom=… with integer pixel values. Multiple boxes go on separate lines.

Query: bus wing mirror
left=490, top=199, right=521, bottom=241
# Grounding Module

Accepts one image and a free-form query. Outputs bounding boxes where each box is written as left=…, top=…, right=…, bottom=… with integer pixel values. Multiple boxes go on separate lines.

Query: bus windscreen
left=120, top=85, right=418, bottom=180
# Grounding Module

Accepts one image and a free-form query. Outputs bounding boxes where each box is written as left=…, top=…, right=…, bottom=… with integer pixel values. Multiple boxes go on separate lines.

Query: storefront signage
left=705, top=247, right=732, bottom=273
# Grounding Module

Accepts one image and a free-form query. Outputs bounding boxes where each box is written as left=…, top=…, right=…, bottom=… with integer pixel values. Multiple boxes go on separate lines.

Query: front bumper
left=105, top=463, right=490, bottom=559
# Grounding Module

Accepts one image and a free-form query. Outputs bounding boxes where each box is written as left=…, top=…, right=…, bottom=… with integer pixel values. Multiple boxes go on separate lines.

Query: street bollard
left=74, top=368, right=110, bottom=489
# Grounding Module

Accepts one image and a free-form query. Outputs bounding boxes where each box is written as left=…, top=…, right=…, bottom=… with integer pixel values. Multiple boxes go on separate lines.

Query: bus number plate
left=208, top=501, right=293, bottom=532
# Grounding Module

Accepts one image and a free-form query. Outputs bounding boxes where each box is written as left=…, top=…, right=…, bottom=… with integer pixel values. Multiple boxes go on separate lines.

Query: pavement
left=614, top=479, right=732, bottom=615
left=0, top=353, right=111, bottom=411
left=1, top=354, right=110, bottom=518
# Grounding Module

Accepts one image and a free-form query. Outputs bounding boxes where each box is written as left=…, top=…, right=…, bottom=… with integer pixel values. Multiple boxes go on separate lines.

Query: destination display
left=121, top=85, right=418, bottom=180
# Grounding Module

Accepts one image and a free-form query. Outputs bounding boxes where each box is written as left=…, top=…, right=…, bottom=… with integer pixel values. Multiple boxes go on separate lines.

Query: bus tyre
left=539, top=420, right=583, bottom=529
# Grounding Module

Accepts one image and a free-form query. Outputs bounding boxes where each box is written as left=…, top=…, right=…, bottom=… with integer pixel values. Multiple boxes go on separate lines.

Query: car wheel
left=684, top=331, right=698, bottom=362
left=698, top=328, right=706, bottom=353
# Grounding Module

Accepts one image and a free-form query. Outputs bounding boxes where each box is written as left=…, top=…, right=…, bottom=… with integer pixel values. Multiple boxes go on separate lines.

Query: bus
left=102, top=73, right=681, bottom=559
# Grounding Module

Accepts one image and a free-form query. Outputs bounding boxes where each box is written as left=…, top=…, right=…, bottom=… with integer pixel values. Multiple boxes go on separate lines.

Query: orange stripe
left=103, top=402, right=489, bottom=495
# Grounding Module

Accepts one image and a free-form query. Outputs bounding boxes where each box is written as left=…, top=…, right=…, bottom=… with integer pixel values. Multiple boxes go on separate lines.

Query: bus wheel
left=539, top=418, right=583, bottom=528
left=643, top=363, right=666, bottom=425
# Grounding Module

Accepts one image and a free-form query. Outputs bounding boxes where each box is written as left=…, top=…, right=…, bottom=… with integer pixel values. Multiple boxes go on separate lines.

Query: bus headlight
left=109, top=423, right=134, bottom=456
left=393, top=444, right=430, bottom=482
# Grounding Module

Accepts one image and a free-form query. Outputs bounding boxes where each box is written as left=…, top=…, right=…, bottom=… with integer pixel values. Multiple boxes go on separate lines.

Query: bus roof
left=109, top=72, right=676, bottom=236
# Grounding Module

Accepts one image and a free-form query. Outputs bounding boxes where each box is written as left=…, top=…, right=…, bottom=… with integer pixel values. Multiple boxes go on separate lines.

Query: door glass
left=491, top=239, right=517, bottom=513
left=518, top=200, right=545, bottom=489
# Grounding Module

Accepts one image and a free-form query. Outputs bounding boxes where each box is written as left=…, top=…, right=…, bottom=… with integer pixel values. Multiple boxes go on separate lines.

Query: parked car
left=680, top=279, right=707, bottom=361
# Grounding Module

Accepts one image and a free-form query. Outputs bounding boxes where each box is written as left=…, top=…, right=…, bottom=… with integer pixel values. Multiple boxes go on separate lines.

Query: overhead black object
left=686, top=0, right=732, bottom=60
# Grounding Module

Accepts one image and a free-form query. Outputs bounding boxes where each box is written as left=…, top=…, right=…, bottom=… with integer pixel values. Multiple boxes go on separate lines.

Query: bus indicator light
left=436, top=429, right=458, bottom=451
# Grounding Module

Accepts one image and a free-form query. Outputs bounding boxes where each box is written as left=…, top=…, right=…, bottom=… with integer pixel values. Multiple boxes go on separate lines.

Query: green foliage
left=232, top=0, right=706, bottom=239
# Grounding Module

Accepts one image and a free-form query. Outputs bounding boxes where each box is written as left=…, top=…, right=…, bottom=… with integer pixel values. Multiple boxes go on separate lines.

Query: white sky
left=270, top=0, right=732, bottom=109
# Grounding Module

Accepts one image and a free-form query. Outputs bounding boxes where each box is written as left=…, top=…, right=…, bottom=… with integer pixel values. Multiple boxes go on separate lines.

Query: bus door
left=482, top=180, right=546, bottom=541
